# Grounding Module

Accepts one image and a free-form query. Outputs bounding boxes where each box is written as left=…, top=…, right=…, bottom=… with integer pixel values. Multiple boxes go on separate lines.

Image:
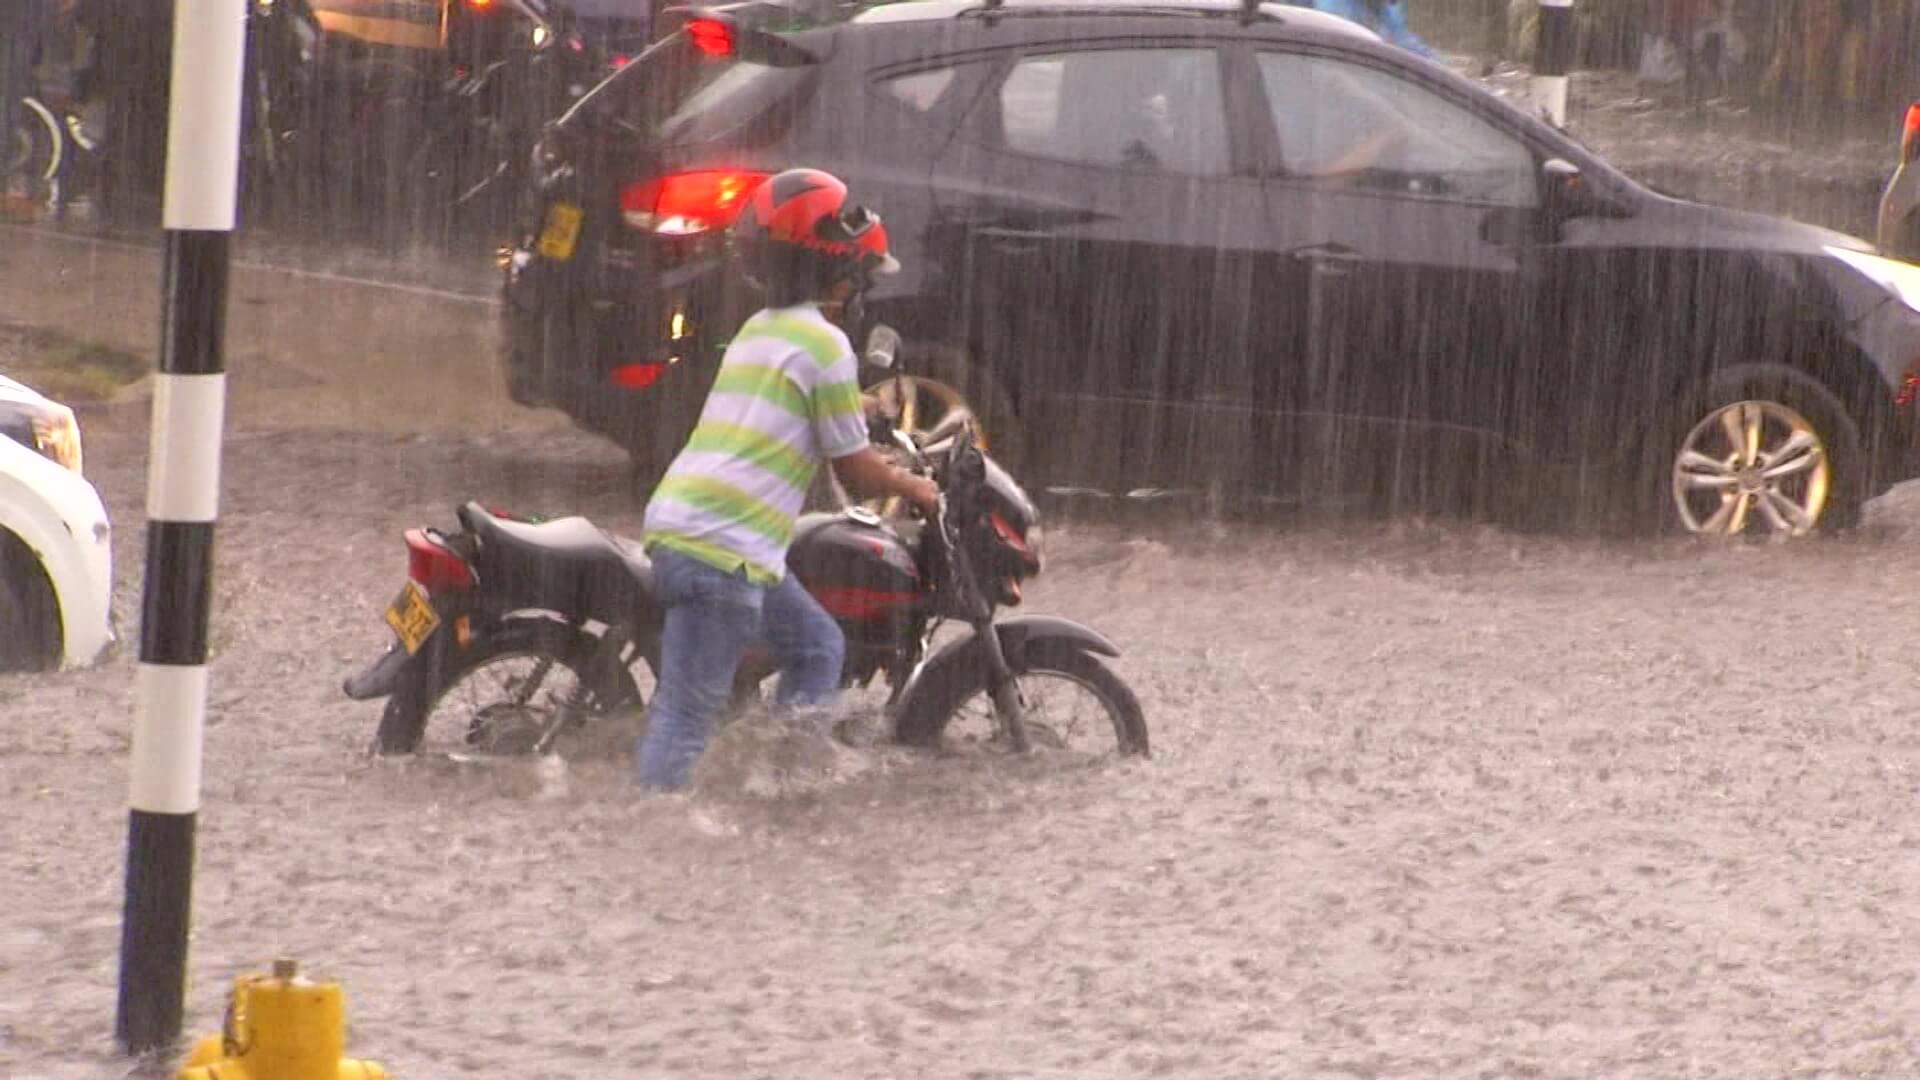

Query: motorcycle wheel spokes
left=946, top=669, right=1131, bottom=760
left=428, top=651, right=588, bottom=757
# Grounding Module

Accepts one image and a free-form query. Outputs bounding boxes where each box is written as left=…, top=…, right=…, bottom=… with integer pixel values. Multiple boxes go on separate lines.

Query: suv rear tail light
left=405, top=528, right=476, bottom=592
left=686, top=17, right=734, bottom=57
left=620, top=170, right=769, bottom=235
left=611, top=362, right=667, bottom=389
left=1904, top=103, right=1920, bottom=165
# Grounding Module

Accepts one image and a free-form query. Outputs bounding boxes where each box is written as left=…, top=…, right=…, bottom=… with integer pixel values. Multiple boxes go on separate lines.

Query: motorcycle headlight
left=1827, top=246, right=1920, bottom=315
left=0, top=398, right=84, bottom=475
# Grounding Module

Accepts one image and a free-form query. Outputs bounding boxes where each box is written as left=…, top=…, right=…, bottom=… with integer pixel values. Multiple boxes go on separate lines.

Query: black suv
left=501, top=0, right=1920, bottom=537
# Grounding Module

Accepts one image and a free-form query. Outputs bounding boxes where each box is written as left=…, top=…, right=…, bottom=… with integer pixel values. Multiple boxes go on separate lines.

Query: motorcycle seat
left=464, top=505, right=654, bottom=589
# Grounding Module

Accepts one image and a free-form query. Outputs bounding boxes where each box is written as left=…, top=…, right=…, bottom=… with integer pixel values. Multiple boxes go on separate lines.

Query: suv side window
left=991, top=47, right=1230, bottom=176
left=1257, top=52, right=1537, bottom=207
left=878, top=67, right=958, bottom=113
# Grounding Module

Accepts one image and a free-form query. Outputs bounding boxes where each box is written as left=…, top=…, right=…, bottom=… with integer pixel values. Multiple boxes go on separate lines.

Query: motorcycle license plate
left=537, top=201, right=583, bottom=261
left=383, top=580, right=441, bottom=656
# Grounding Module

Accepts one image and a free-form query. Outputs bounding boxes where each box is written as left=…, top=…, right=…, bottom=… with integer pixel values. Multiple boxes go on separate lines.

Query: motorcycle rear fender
left=891, top=615, right=1121, bottom=720
left=338, top=591, right=479, bottom=701
left=342, top=643, right=412, bottom=701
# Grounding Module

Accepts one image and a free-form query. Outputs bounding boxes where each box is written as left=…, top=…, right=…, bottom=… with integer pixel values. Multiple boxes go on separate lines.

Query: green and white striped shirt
left=642, top=304, right=869, bottom=584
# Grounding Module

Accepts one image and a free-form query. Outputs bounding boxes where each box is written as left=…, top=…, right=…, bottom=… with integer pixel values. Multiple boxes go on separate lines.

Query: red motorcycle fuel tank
left=787, top=509, right=922, bottom=646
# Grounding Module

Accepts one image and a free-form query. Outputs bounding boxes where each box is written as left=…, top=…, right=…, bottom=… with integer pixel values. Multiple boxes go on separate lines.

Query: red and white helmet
left=731, top=167, right=899, bottom=301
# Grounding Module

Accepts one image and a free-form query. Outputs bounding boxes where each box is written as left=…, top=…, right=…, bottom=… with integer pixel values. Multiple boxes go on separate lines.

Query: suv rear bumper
left=501, top=238, right=741, bottom=457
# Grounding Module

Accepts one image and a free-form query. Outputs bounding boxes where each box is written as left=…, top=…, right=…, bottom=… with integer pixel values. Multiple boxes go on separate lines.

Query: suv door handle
left=978, top=225, right=1050, bottom=254
left=1287, top=242, right=1359, bottom=262
left=1287, top=242, right=1361, bottom=278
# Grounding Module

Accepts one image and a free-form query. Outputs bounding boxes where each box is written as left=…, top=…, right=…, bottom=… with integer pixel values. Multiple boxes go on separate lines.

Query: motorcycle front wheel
left=897, top=638, right=1149, bottom=759
left=374, top=618, right=643, bottom=756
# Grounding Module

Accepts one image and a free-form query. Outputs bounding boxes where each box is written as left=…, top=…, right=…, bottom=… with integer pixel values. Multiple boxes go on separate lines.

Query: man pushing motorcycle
left=635, top=167, right=941, bottom=791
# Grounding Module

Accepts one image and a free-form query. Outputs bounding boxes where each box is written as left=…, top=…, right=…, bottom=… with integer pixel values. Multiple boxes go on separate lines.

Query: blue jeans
left=635, top=547, right=846, bottom=790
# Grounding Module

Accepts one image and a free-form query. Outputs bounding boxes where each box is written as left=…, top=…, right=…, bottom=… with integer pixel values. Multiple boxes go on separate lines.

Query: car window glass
left=1257, top=52, right=1537, bottom=207
left=565, top=34, right=807, bottom=148
left=995, top=48, right=1229, bottom=176
left=654, top=59, right=787, bottom=143
left=878, top=67, right=957, bottom=112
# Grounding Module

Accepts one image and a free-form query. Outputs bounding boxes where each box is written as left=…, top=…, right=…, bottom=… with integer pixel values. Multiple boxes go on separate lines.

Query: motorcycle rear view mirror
left=864, top=323, right=901, bottom=370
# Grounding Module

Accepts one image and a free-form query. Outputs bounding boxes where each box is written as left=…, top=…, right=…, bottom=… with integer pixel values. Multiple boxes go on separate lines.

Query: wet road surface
left=8, top=406, right=1920, bottom=1078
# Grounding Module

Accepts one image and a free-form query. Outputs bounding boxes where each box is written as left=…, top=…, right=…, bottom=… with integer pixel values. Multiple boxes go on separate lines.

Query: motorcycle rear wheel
left=374, top=619, right=642, bottom=756
left=897, top=638, right=1149, bottom=759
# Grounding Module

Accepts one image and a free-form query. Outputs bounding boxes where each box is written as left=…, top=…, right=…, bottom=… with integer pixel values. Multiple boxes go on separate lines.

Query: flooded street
left=8, top=401, right=1920, bottom=1076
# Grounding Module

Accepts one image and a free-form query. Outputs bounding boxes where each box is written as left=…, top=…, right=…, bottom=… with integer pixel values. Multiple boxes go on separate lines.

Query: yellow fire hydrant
left=177, top=959, right=387, bottom=1080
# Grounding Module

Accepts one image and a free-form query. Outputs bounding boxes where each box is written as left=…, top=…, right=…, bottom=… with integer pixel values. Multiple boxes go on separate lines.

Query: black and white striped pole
left=115, top=0, right=246, bottom=1056
left=1534, top=0, right=1574, bottom=128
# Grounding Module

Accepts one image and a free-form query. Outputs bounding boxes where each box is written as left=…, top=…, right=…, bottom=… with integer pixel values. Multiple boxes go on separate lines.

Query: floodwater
left=8, top=407, right=1920, bottom=1078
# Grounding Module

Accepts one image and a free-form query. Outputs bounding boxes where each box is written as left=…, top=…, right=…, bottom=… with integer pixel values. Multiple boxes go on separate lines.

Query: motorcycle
left=341, top=325, right=1149, bottom=762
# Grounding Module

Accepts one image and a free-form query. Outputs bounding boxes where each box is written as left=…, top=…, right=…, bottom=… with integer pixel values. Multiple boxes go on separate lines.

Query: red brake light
left=404, top=528, right=475, bottom=592
left=686, top=17, right=734, bottom=57
left=611, top=362, right=667, bottom=389
left=1899, top=359, right=1920, bottom=409
left=1903, top=104, right=1920, bottom=165
left=620, top=170, right=769, bottom=234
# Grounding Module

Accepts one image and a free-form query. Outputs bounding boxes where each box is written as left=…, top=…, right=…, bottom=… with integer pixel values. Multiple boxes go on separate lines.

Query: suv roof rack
left=940, top=0, right=1376, bottom=36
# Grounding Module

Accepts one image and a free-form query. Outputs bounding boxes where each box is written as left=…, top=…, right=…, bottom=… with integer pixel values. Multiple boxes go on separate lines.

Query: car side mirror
left=1540, top=157, right=1611, bottom=220
left=864, top=323, right=900, bottom=370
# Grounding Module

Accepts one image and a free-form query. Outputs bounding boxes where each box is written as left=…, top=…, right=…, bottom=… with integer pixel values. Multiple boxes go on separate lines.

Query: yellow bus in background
left=307, top=0, right=451, bottom=52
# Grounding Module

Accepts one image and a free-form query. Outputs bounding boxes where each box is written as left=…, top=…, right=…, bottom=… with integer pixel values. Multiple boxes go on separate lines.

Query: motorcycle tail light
left=620, top=170, right=770, bottom=235
left=1904, top=103, right=1920, bottom=165
left=405, top=528, right=476, bottom=592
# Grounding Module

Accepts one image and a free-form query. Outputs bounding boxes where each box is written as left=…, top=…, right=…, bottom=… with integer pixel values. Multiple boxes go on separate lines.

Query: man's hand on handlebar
left=830, top=445, right=941, bottom=517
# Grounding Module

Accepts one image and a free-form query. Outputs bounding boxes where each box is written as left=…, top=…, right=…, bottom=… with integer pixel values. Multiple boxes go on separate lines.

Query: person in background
left=1289, top=0, right=1438, bottom=61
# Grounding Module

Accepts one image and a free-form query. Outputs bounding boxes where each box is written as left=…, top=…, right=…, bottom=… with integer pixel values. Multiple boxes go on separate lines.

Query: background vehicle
left=306, top=0, right=632, bottom=240
left=1878, top=101, right=1920, bottom=261
left=344, top=333, right=1146, bottom=761
left=240, top=0, right=329, bottom=221
left=504, top=0, right=1920, bottom=538
left=0, top=375, right=112, bottom=672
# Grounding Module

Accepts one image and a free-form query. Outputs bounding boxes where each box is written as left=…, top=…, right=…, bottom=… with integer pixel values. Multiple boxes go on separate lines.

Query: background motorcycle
left=4, top=94, right=67, bottom=220
left=399, top=0, right=625, bottom=243
left=342, top=326, right=1148, bottom=761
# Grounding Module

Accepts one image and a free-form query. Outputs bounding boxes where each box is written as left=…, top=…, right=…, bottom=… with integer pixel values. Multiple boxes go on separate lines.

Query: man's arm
left=832, top=446, right=940, bottom=515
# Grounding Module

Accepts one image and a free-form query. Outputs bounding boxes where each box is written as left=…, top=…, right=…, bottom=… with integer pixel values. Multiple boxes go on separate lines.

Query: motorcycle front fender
left=891, top=614, right=1121, bottom=721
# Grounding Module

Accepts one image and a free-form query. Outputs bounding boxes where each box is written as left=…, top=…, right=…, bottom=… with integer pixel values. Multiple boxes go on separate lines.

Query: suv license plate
left=537, top=202, right=584, bottom=261
left=383, top=580, right=441, bottom=655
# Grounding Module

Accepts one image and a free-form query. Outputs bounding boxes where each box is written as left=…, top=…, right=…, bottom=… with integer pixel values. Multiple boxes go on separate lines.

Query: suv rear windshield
left=562, top=31, right=814, bottom=147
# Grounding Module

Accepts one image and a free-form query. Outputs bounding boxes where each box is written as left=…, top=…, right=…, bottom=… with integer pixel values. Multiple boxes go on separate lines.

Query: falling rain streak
left=7, top=1, right=1920, bottom=1076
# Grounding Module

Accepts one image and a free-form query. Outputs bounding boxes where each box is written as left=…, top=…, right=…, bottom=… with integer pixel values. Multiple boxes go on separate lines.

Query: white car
left=0, top=375, right=113, bottom=671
